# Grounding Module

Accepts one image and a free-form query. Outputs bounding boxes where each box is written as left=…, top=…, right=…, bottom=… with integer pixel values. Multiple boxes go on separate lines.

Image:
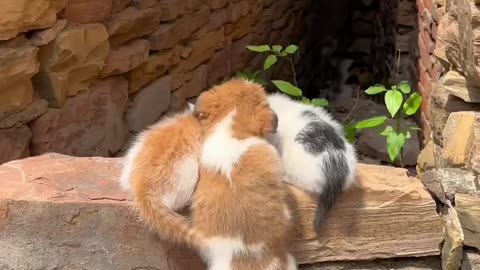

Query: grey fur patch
left=295, top=113, right=346, bottom=155
left=314, top=152, right=350, bottom=232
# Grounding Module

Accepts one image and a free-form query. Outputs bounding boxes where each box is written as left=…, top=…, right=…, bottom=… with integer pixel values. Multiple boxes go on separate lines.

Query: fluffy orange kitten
left=191, top=79, right=297, bottom=270
left=119, top=109, right=203, bottom=248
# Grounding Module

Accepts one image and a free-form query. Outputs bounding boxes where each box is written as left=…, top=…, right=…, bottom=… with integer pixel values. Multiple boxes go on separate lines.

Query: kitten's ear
left=187, top=102, right=195, bottom=112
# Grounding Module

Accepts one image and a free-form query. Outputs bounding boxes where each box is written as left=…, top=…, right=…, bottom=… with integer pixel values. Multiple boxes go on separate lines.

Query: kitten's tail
left=313, top=155, right=349, bottom=233
left=132, top=190, right=204, bottom=249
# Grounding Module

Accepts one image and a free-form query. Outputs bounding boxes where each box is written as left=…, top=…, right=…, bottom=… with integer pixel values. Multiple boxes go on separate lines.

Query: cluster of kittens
left=119, top=79, right=357, bottom=270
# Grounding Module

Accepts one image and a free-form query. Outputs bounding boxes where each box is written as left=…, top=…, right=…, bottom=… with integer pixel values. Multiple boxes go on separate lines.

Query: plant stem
left=342, top=85, right=360, bottom=124
left=289, top=55, right=298, bottom=87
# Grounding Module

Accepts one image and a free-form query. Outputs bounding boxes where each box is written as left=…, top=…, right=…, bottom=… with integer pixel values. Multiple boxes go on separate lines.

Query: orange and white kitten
left=119, top=110, right=203, bottom=248
left=191, top=79, right=297, bottom=270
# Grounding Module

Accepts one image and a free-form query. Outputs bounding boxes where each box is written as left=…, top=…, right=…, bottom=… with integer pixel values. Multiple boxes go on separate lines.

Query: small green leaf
left=398, top=81, right=412, bottom=94
left=354, top=116, right=387, bottom=129
left=310, top=98, right=329, bottom=107
left=391, top=85, right=398, bottom=90
left=272, top=45, right=283, bottom=53
left=246, top=45, right=271, bottom=53
left=284, top=44, right=299, bottom=54
left=386, top=132, right=406, bottom=161
left=405, top=130, right=411, bottom=139
left=271, top=80, right=302, bottom=97
left=385, top=90, right=403, bottom=118
left=263, top=55, right=278, bottom=70
left=365, top=84, right=387, bottom=95
left=402, top=92, right=422, bottom=116
left=379, top=125, right=394, bottom=136
left=301, top=97, right=311, bottom=104
left=343, top=123, right=357, bottom=143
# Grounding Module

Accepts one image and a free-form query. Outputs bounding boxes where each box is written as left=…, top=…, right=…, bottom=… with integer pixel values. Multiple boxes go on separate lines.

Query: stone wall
left=417, top=0, right=480, bottom=268
left=0, top=0, right=310, bottom=164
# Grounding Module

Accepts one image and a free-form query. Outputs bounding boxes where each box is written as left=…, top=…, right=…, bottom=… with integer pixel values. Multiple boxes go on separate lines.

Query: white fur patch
left=287, top=253, right=297, bottom=270
left=119, top=137, right=144, bottom=190
left=283, top=204, right=292, bottom=221
left=204, top=237, right=265, bottom=270
left=201, top=110, right=266, bottom=181
left=161, top=155, right=199, bottom=210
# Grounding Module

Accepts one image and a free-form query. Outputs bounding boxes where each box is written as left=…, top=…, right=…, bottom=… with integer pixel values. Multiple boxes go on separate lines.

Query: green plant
left=347, top=81, right=422, bottom=164
left=245, top=44, right=329, bottom=107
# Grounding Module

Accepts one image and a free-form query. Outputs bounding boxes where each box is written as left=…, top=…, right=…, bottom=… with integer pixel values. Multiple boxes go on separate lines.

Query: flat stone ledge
left=0, top=154, right=443, bottom=269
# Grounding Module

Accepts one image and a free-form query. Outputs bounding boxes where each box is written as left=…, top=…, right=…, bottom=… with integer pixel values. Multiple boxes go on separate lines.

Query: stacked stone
left=418, top=0, right=480, bottom=268
left=0, top=0, right=308, bottom=164
left=349, top=0, right=378, bottom=67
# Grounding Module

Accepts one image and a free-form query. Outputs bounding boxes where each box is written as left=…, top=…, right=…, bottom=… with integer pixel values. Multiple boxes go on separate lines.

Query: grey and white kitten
left=266, top=93, right=357, bottom=232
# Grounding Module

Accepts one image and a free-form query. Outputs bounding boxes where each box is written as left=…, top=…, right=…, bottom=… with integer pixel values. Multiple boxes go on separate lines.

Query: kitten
left=119, top=109, right=203, bottom=248
left=191, top=79, right=297, bottom=270
left=266, top=93, right=357, bottom=232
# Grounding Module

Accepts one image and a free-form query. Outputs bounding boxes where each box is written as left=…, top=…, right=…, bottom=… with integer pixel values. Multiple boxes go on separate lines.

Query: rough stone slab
left=462, top=248, right=480, bottom=270
left=457, top=193, right=480, bottom=249
left=0, top=155, right=442, bottom=269
left=301, top=256, right=441, bottom=270
left=0, top=98, right=48, bottom=129
left=126, top=75, right=171, bottom=132
left=29, top=77, right=129, bottom=157
left=0, top=0, right=67, bottom=40
left=442, top=111, right=477, bottom=166
left=32, top=23, right=110, bottom=108
left=0, top=126, right=31, bottom=165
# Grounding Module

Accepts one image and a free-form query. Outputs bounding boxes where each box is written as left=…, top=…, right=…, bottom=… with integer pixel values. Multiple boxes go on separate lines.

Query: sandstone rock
left=417, top=140, right=436, bottom=178
left=440, top=204, right=464, bottom=270
left=159, top=0, right=190, bottom=21
left=207, top=7, right=229, bottom=31
left=440, top=70, right=480, bottom=103
left=208, top=0, right=229, bottom=9
left=226, top=14, right=254, bottom=41
left=0, top=156, right=442, bottom=268
left=442, top=0, right=480, bottom=87
left=356, top=119, right=421, bottom=166
left=129, top=45, right=183, bottom=93
left=112, top=0, right=131, bottom=13
left=0, top=41, right=39, bottom=120
left=430, top=83, right=480, bottom=145
left=0, top=0, right=67, bottom=40
left=230, top=34, right=253, bottom=72
left=302, top=257, right=441, bottom=270
left=207, top=47, right=231, bottom=86
left=421, top=170, right=448, bottom=206
left=442, top=112, right=477, bottom=166
left=170, top=65, right=207, bottom=110
left=101, top=39, right=150, bottom=78
left=228, top=1, right=250, bottom=22
left=0, top=81, right=34, bottom=122
left=456, top=193, right=480, bottom=249
left=462, top=248, right=480, bottom=270
left=105, top=6, right=162, bottom=45
left=149, top=6, right=210, bottom=51
left=436, top=168, right=478, bottom=199
left=472, top=116, right=480, bottom=174
left=29, top=19, right=67, bottom=46
left=64, top=0, right=113, bottom=23
left=0, top=99, right=48, bottom=129
left=29, top=77, right=128, bottom=157
left=132, top=0, right=157, bottom=9
left=127, top=76, right=171, bottom=132
left=33, top=23, right=110, bottom=108
left=0, top=126, right=31, bottom=165
left=184, top=27, right=225, bottom=70
left=265, top=0, right=291, bottom=21
left=0, top=41, right=39, bottom=91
